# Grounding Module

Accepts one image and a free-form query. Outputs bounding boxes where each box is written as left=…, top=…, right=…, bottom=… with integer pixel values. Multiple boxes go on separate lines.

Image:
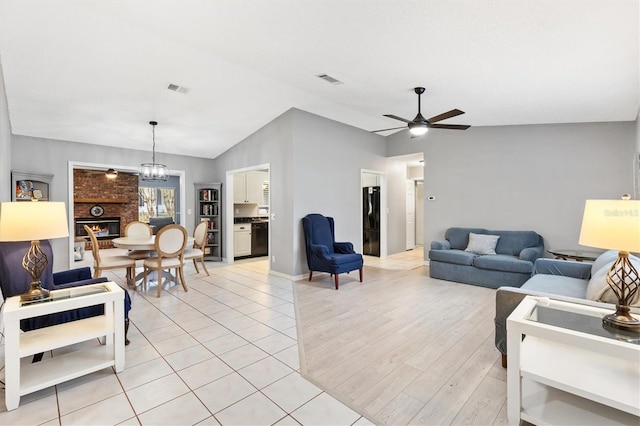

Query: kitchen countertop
left=234, top=217, right=269, bottom=224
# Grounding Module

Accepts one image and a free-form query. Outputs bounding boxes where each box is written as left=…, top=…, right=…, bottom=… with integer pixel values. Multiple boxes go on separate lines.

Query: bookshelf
left=195, top=183, right=222, bottom=261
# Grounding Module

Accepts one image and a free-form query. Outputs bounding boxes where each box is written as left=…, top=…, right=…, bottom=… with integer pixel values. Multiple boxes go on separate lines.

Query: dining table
left=111, top=235, right=195, bottom=251
left=111, top=235, right=195, bottom=285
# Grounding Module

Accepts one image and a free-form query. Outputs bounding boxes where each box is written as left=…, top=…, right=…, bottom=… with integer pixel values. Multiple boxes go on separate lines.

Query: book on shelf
left=200, top=204, right=219, bottom=216
left=199, top=189, right=218, bottom=202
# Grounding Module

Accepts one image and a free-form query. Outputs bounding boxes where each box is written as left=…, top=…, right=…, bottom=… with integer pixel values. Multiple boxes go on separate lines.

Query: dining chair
left=123, top=221, right=153, bottom=260
left=183, top=221, right=210, bottom=276
left=84, top=225, right=136, bottom=285
left=142, top=224, right=188, bottom=297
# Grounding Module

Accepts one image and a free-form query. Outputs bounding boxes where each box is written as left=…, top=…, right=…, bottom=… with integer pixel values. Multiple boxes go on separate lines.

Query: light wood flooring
left=294, top=248, right=508, bottom=425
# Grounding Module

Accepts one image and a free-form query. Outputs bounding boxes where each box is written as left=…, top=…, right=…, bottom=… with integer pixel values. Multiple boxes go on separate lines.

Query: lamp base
left=602, top=305, right=640, bottom=333
left=20, top=280, right=50, bottom=302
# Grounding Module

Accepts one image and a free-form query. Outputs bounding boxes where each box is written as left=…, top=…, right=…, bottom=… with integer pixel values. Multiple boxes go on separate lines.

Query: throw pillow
left=590, top=250, right=619, bottom=277
left=586, top=257, right=640, bottom=307
left=464, top=233, right=500, bottom=255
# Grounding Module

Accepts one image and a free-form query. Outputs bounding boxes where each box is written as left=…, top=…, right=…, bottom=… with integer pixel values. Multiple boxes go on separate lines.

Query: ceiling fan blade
left=429, top=123, right=471, bottom=130
left=370, top=126, right=406, bottom=133
left=427, top=109, right=465, bottom=124
left=383, top=114, right=412, bottom=123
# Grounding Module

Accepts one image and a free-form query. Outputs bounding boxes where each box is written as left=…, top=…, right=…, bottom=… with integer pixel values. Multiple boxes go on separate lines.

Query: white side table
left=2, top=281, right=125, bottom=411
left=507, top=296, right=639, bottom=426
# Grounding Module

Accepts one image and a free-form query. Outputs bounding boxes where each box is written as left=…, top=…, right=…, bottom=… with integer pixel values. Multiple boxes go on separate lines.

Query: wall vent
left=167, top=83, right=189, bottom=94
left=316, top=74, right=344, bottom=85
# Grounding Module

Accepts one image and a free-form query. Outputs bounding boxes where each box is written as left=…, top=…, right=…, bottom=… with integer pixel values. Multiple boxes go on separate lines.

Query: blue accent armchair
left=302, top=214, right=363, bottom=290
left=0, top=240, right=132, bottom=344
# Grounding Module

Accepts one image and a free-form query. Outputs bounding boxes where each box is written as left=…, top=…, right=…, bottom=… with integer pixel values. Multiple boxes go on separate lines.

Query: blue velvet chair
left=0, top=240, right=132, bottom=345
left=302, top=214, right=363, bottom=290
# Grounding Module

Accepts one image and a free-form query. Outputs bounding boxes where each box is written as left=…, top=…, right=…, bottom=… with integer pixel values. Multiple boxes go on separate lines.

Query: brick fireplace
left=74, top=169, right=139, bottom=249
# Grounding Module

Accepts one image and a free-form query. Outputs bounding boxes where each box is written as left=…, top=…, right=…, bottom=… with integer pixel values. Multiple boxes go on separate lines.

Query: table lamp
left=0, top=201, right=69, bottom=301
left=578, top=196, right=640, bottom=332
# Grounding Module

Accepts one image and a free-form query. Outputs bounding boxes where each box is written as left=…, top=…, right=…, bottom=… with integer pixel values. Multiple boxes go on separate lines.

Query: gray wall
left=208, top=109, right=294, bottom=273
left=11, top=135, right=215, bottom=270
left=291, top=109, right=387, bottom=276
left=0, top=58, right=10, bottom=202
left=388, top=121, right=636, bottom=258
left=210, top=108, right=387, bottom=277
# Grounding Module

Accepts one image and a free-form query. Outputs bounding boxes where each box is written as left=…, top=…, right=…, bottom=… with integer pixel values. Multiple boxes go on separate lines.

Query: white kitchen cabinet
left=234, top=223, right=252, bottom=257
left=233, top=171, right=268, bottom=204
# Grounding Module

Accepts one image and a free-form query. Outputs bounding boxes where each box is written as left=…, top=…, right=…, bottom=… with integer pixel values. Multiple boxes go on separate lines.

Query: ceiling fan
left=372, top=87, right=470, bottom=137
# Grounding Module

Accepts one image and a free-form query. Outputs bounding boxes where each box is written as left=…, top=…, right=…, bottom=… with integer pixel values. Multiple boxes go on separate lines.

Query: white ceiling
left=0, top=1, right=638, bottom=159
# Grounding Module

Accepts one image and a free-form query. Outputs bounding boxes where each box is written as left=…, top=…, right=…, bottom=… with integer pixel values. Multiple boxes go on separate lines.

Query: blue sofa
left=494, top=250, right=640, bottom=366
left=429, top=227, right=544, bottom=289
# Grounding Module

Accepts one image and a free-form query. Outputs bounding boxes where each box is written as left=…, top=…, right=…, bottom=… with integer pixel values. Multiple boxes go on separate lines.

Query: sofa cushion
left=465, top=233, right=500, bottom=255
left=429, top=249, right=476, bottom=266
left=492, top=230, right=541, bottom=256
left=521, top=274, right=589, bottom=298
left=586, top=256, right=640, bottom=307
left=444, top=227, right=487, bottom=250
left=590, top=250, right=620, bottom=276
left=473, top=254, right=533, bottom=274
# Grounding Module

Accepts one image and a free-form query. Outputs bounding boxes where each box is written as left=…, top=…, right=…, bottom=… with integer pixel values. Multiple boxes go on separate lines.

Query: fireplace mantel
left=74, top=198, right=128, bottom=204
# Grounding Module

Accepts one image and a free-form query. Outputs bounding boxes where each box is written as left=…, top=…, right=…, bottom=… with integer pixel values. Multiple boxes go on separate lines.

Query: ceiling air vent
left=316, top=74, right=344, bottom=85
left=166, top=83, right=189, bottom=94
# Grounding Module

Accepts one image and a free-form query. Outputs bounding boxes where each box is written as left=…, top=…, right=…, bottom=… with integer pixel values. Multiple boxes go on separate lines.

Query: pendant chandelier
left=139, top=121, right=168, bottom=181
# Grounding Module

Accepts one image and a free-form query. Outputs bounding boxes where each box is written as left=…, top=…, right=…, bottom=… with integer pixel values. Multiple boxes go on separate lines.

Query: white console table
left=2, top=281, right=125, bottom=411
left=507, top=296, right=639, bottom=425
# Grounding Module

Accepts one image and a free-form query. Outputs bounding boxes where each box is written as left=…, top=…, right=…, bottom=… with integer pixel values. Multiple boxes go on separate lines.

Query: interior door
left=415, top=181, right=424, bottom=246
left=406, top=180, right=415, bottom=250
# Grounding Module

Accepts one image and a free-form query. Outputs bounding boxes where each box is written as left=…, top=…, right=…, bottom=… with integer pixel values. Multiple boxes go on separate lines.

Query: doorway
left=67, top=161, right=186, bottom=269
left=225, top=164, right=271, bottom=266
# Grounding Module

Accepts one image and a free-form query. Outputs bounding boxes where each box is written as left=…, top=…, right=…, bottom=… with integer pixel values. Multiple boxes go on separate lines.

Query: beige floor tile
left=249, top=308, right=285, bottom=322
left=117, top=357, right=173, bottom=390
left=273, top=415, right=303, bottom=425
left=215, top=313, right=262, bottom=332
left=56, top=370, right=124, bottom=415
left=215, top=391, right=287, bottom=425
left=202, top=332, right=249, bottom=355
left=0, top=393, right=58, bottom=425
left=264, top=315, right=297, bottom=331
left=59, top=393, right=135, bottom=426
left=253, top=332, right=297, bottom=354
left=234, top=301, right=271, bottom=315
left=124, top=343, right=162, bottom=369
left=262, top=372, right=323, bottom=413
left=152, top=333, right=200, bottom=356
left=178, top=316, right=219, bottom=333
left=194, top=372, right=257, bottom=414
left=234, top=323, right=279, bottom=342
left=238, top=356, right=294, bottom=389
left=178, top=356, right=234, bottom=390
left=194, top=416, right=222, bottom=425
left=218, top=343, right=269, bottom=370
left=138, top=392, right=211, bottom=425
left=143, top=323, right=185, bottom=343
left=189, top=322, right=231, bottom=343
left=164, top=344, right=214, bottom=371
left=274, top=345, right=302, bottom=370
left=126, top=373, right=190, bottom=414
left=291, top=392, right=361, bottom=426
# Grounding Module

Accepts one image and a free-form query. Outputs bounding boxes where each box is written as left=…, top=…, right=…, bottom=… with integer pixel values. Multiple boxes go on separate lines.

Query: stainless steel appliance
left=363, top=186, right=381, bottom=256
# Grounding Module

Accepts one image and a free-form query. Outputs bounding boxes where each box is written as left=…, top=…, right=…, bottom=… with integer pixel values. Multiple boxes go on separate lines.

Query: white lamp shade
left=0, top=201, right=69, bottom=241
left=578, top=199, right=640, bottom=252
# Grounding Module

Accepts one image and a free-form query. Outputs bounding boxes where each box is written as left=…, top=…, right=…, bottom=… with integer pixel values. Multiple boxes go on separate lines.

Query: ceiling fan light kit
left=139, top=121, right=169, bottom=182
left=373, top=87, right=470, bottom=137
